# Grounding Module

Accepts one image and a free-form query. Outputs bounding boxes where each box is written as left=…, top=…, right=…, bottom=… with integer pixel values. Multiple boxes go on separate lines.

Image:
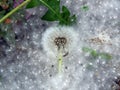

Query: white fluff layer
left=41, top=26, right=78, bottom=58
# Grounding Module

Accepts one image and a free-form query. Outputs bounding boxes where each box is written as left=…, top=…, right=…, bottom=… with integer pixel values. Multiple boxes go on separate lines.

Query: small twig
left=0, top=0, right=31, bottom=23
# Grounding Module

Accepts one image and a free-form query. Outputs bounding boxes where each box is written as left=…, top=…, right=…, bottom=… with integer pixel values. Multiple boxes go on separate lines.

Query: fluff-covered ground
left=0, top=0, right=120, bottom=90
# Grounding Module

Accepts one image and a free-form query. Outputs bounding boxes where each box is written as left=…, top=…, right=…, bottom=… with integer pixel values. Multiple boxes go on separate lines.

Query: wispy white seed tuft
left=41, top=26, right=78, bottom=58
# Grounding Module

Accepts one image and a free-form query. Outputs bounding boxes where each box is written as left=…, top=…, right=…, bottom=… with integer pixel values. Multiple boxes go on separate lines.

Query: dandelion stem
left=0, top=0, right=31, bottom=23
left=58, top=50, right=63, bottom=73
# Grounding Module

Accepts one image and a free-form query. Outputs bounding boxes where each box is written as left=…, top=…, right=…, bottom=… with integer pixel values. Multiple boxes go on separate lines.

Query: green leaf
left=82, top=47, right=93, bottom=52
left=61, top=6, right=70, bottom=18
left=40, top=0, right=76, bottom=25
left=26, top=0, right=42, bottom=8
left=91, top=50, right=98, bottom=58
left=60, top=6, right=76, bottom=25
left=99, top=53, right=112, bottom=60
left=70, top=15, right=77, bottom=24
left=41, top=0, right=60, bottom=13
left=82, top=47, right=112, bottom=60
left=41, top=10, right=59, bottom=21
left=81, top=5, right=89, bottom=11
left=61, top=6, right=76, bottom=25
left=82, top=47, right=98, bottom=58
left=41, top=0, right=61, bottom=21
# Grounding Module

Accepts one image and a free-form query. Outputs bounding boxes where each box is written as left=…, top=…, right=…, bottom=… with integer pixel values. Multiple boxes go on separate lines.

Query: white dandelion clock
left=41, top=26, right=78, bottom=73
left=42, top=26, right=78, bottom=57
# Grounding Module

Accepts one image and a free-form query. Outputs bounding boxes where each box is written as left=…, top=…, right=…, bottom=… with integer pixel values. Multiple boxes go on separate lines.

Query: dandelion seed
left=42, top=26, right=78, bottom=73
left=41, top=26, right=78, bottom=58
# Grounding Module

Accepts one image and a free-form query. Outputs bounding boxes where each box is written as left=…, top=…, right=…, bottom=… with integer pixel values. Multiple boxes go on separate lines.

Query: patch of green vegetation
left=40, top=0, right=76, bottom=25
left=99, top=53, right=112, bottom=60
left=82, top=47, right=112, bottom=60
left=26, top=0, right=42, bottom=8
left=81, top=5, right=89, bottom=11
left=26, top=0, right=76, bottom=25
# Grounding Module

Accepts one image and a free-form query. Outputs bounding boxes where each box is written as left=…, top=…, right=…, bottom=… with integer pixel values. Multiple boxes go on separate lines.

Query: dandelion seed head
left=41, top=26, right=78, bottom=58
